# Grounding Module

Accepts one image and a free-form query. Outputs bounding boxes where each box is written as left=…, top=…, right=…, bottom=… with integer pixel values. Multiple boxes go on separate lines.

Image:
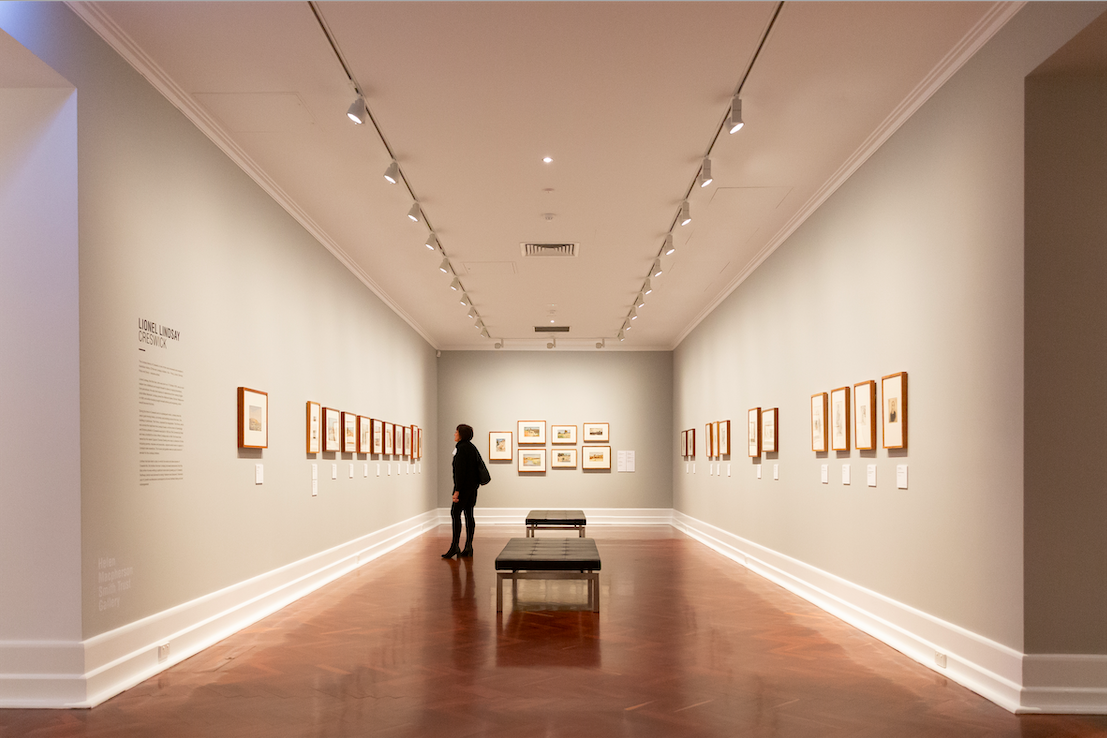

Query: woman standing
left=443, top=423, right=482, bottom=558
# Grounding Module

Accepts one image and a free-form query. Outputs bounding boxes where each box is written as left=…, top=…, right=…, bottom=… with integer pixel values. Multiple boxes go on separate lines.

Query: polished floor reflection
left=3, top=526, right=1104, bottom=737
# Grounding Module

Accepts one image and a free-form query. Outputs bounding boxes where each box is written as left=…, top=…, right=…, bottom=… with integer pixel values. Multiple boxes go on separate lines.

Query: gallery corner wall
left=671, top=2, right=1106, bottom=716
left=0, top=2, right=438, bottom=707
left=437, top=350, right=673, bottom=514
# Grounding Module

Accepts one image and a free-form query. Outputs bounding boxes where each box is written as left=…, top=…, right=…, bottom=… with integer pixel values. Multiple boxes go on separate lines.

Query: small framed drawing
left=762, top=408, right=778, bottom=453
left=384, top=422, right=394, bottom=455
left=680, top=430, right=688, bottom=457
left=404, top=425, right=413, bottom=457
left=552, top=448, right=577, bottom=468
left=811, top=393, right=828, bottom=453
left=342, top=411, right=358, bottom=453
left=718, top=420, right=731, bottom=456
left=358, top=416, right=371, bottom=454
left=583, top=422, right=609, bottom=443
left=711, top=422, right=720, bottom=458
left=518, top=420, right=546, bottom=445
left=551, top=424, right=577, bottom=444
left=882, top=372, right=908, bottom=449
left=583, top=445, right=611, bottom=470
left=306, top=401, right=321, bottom=454
left=371, top=418, right=384, bottom=455
left=415, top=426, right=422, bottom=460
left=518, top=448, right=546, bottom=473
left=237, top=387, right=268, bottom=449
left=705, top=423, right=713, bottom=457
left=831, top=386, right=851, bottom=451
left=688, top=428, right=696, bottom=457
left=489, top=431, right=513, bottom=461
left=854, top=381, right=877, bottom=450
left=411, top=425, right=419, bottom=459
left=747, top=408, right=761, bottom=457
left=323, top=407, right=342, bottom=453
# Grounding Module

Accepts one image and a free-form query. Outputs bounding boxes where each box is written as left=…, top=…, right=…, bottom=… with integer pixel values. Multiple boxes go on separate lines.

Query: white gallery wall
left=0, top=3, right=438, bottom=707
left=672, top=2, right=1106, bottom=714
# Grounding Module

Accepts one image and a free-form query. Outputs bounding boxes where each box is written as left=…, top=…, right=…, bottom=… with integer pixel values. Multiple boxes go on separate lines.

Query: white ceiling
left=72, top=1, right=1019, bottom=350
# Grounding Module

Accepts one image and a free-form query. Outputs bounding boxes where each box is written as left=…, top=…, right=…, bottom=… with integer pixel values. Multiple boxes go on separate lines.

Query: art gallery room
left=1, top=0, right=1105, bottom=735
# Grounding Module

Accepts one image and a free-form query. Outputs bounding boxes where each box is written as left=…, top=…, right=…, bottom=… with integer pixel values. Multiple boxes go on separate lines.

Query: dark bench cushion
left=495, top=537, right=601, bottom=571
left=525, top=509, right=587, bottom=526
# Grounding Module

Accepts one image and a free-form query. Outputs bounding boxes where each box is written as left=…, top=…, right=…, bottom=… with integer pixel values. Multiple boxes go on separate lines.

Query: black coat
left=453, top=440, right=482, bottom=506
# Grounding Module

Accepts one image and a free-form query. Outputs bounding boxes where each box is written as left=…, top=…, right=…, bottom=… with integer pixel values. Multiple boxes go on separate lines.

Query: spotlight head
left=467, top=307, right=476, bottom=319
left=449, top=277, right=461, bottom=291
left=383, top=160, right=399, bottom=184
left=596, top=339, right=605, bottom=349
left=425, top=233, right=438, bottom=251
left=407, top=203, right=421, bottom=222
left=547, top=338, right=556, bottom=349
left=643, top=278, right=652, bottom=295
left=680, top=200, right=691, bottom=227
left=475, top=319, right=485, bottom=330
left=460, top=292, right=470, bottom=306
left=618, top=331, right=625, bottom=342
left=652, top=258, right=663, bottom=277
left=346, top=96, right=366, bottom=124
left=481, top=328, right=490, bottom=339
left=636, top=292, right=646, bottom=309
left=438, top=258, right=451, bottom=274
left=729, top=96, right=744, bottom=134
left=494, top=340, right=503, bottom=349
left=699, top=157, right=713, bottom=187
left=664, top=234, right=675, bottom=256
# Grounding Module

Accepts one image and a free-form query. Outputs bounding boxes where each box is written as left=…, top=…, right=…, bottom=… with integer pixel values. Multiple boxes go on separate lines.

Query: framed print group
left=342, top=411, right=357, bottom=453
left=518, top=448, right=546, bottom=472
left=371, top=418, right=384, bottom=455
left=583, top=422, right=609, bottom=443
left=830, top=386, right=851, bottom=451
left=882, top=372, right=908, bottom=449
left=518, top=420, right=546, bottom=445
left=811, top=393, right=828, bottom=453
left=582, top=445, right=611, bottom=470
left=323, top=407, right=342, bottom=453
left=551, top=424, right=577, bottom=444
left=358, top=416, right=371, bottom=454
left=489, top=431, right=513, bottom=461
left=306, top=401, right=321, bottom=454
left=551, top=448, right=577, bottom=468
left=747, top=408, right=761, bottom=457
left=761, top=408, right=778, bottom=453
left=237, top=387, right=268, bottom=449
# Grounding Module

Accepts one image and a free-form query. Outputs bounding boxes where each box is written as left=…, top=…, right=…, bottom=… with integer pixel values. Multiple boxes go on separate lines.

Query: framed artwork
left=342, top=411, right=357, bottom=453
left=831, top=386, right=851, bottom=451
left=371, top=418, right=384, bottom=455
left=551, top=424, right=577, bottom=444
left=705, top=423, right=713, bottom=457
left=854, top=381, right=877, bottom=450
left=718, top=420, right=731, bottom=456
left=489, top=431, right=513, bottom=461
left=711, top=421, right=720, bottom=458
left=680, top=430, right=688, bottom=457
left=518, top=448, right=546, bottom=472
left=583, top=422, right=609, bottom=443
left=762, top=408, right=779, bottom=453
left=237, top=387, right=268, bottom=449
left=384, top=422, right=394, bottom=455
left=747, top=407, right=761, bottom=457
left=517, top=420, right=546, bottom=445
left=323, top=407, right=342, bottom=453
left=358, top=415, right=371, bottom=454
left=811, top=393, right=828, bottom=453
left=306, top=401, right=320, bottom=454
left=552, top=448, right=577, bottom=468
left=583, top=445, right=611, bottom=470
left=415, top=426, right=422, bottom=459
left=882, top=372, right=908, bottom=449
left=404, top=425, right=413, bottom=457
left=687, top=428, right=696, bottom=457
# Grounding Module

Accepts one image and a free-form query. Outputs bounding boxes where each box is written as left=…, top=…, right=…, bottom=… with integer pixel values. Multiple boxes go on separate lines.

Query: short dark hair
left=456, top=424, right=474, bottom=442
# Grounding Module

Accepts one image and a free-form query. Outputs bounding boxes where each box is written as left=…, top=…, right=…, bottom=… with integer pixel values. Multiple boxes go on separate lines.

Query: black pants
left=450, top=498, right=476, bottom=550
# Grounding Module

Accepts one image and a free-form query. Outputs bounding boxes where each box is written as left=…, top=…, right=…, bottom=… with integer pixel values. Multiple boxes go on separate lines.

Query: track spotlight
left=460, top=293, right=470, bottom=306
left=630, top=306, right=638, bottom=321
left=729, top=95, right=744, bottom=133
left=680, top=200, right=692, bottom=226
left=699, top=157, right=713, bottom=187
left=475, top=319, right=485, bottom=330
left=622, top=319, right=632, bottom=331
left=467, top=307, right=476, bottom=319
left=383, top=160, right=399, bottom=184
left=652, top=258, right=663, bottom=277
left=449, top=277, right=461, bottom=291
left=481, top=328, right=490, bottom=339
left=494, top=340, right=503, bottom=349
left=425, top=233, right=438, bottom=251
left=663, top=234, right=675, bottom=256
left=643, top=278, right=653, bottom=295
left=596, top=339, right=606, bottom=349
left=439, top=258, right=451, bottom=274
left=547, top=338, right=556, bottom=349
left=618, top=330, right=625, bottom=342
left=346, top=96, right=366, bottom=124
left=407, top=203, right=421, bottom=222
left=636, top=292, right=646, bottom=309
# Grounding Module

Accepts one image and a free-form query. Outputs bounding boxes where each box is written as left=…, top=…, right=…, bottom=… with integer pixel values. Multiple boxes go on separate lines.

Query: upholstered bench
left=495, top=537, right=601, bottom=613
left=525, top=509, right=587, bottom=537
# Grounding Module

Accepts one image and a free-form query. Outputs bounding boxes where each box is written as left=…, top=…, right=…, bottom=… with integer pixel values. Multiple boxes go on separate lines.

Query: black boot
left=459, top=544, right=473, bottom=558
left=442, top=546, right=460, bottom=559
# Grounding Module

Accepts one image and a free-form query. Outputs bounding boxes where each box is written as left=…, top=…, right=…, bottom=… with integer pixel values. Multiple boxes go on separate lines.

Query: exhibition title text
left=138, top=318, right=180, bottom=349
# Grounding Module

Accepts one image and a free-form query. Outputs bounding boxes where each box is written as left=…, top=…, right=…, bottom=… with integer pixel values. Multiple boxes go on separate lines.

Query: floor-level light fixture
left=652, top=258, right=663, bottom=277
left=425, top=233, right=439, bottom=251
left=383, top=160, right=399, bottom=184
left=664, top=234, right=676, bottom=256
left=346, top=95, right=366, bottom=124
left=729, top=95, right=744, bottom=133
left=699, top=157, right=713, bottom=187
left=680, top=200, right=692, bottom=226
left=407, top=203, right=421, bottom=222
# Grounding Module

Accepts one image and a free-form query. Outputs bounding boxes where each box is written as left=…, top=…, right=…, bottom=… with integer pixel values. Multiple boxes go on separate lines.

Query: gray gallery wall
left=437, top=351, right=673, bottom=511
left=672, top=2, right=1105, bottom=654
left=1024, top=28, right=1107, bottom=655
left=1, top=3, right=439, bottom=641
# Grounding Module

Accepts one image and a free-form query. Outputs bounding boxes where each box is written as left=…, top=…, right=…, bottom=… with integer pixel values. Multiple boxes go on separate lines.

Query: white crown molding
left=670, top=1, right=1027, bottom=351
left=64, top=1, right=439, bottom=350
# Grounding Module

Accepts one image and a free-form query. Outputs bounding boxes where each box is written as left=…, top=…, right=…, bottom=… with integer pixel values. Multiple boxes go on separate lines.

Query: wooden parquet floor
left=2, top=526, right=1104, bottom=738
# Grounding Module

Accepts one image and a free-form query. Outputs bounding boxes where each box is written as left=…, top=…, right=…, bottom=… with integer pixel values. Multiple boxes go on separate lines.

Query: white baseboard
left=1022, top=654, right=1107, bottom=714
left=0, top=510, right=440, bottom=709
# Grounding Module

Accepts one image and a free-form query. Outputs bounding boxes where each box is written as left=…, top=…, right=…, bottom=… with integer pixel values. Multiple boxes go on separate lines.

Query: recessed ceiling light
left=542, top=156, right=553, bottom=164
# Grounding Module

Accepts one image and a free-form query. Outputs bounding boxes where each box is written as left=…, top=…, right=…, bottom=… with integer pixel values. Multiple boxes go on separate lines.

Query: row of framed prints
left=517, top=446, right=612, bottom=472
left=812, top=372, right=907, bottom=452
left=513, top=421, right=609, bottom=445
left=305, top=401, right=422, bottom=458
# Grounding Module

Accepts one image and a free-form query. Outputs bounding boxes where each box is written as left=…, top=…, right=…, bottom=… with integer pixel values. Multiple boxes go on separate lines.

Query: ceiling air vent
left=535, top=326, right=571, bottom=333
left=521, top=242, right=578, bottom=257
